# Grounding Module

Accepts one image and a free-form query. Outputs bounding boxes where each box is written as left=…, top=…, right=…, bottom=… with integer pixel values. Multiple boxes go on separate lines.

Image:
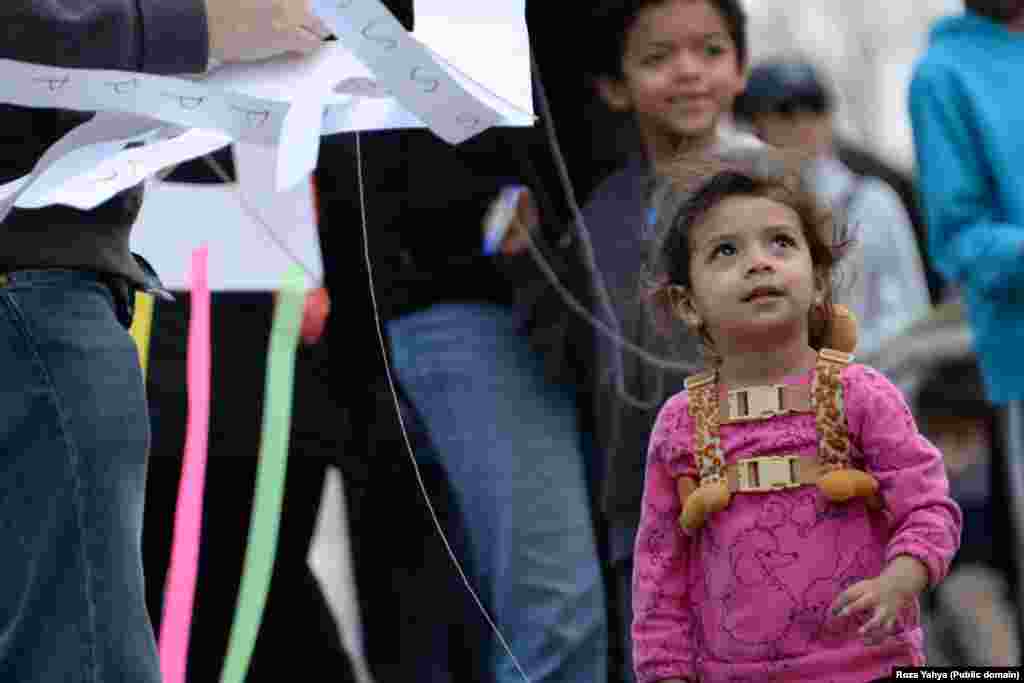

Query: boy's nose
left=671, top=50, right=703, bottom=79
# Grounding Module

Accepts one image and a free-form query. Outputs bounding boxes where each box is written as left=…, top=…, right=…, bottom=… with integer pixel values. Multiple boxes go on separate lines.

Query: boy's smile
left=598, top=0, right=748, bottom=163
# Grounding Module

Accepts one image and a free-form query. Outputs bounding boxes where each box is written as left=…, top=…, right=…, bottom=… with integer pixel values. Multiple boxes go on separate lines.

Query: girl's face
left=599, top=0, right=748, bottom=162
left=685, top=194, right=821, bottom=348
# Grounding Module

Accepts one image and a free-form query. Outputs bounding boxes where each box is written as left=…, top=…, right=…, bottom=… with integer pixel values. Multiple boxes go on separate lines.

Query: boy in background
left=568, top=1, right=753, bottom=678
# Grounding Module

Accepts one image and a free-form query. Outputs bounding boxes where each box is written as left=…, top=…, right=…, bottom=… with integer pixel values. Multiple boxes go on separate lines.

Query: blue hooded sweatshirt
left=909, top=11, right=1024, bottom=404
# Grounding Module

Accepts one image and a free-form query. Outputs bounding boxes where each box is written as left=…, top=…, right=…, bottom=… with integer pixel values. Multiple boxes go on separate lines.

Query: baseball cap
left=734, top=60, right=833, bottom=123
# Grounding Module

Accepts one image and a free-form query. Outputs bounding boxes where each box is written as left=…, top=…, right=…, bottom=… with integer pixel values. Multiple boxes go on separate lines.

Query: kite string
left=200, top=140, right=534, bottom=682
left=398, top=46, right=695, bottom=407
left=190, top=44, right=698, bottom=683
left=200, top=154, right=322, bottom=287
left=353, top=131, right=534, bottom=683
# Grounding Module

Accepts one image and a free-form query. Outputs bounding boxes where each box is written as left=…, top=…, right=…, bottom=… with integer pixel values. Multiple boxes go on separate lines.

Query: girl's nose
left=745, top=252, right=775, bottom=276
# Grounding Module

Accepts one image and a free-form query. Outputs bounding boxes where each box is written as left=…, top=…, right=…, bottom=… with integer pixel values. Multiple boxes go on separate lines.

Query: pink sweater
left=632, top=363, right=962, bottom=683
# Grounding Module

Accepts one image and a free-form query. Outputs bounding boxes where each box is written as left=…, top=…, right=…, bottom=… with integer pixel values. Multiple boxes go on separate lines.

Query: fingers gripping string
left=354, top=132, right=534, bottom=683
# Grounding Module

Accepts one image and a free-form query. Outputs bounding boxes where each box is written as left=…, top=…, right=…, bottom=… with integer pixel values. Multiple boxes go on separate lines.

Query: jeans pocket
left=99, top=275, right=136, bottom=330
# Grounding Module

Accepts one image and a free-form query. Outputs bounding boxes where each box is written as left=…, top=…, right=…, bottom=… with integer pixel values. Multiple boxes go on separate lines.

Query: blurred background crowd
left=4, top=0, right=1019, bottom=682
left=297, top=1, right=1022, bottom=681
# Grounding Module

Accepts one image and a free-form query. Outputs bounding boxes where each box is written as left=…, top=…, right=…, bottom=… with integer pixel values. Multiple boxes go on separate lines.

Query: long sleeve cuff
left=138, top=0, right=209, bottom=74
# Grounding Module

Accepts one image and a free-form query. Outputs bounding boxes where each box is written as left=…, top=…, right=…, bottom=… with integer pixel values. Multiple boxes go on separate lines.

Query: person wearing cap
left=734, top=59, right=933, bottom=357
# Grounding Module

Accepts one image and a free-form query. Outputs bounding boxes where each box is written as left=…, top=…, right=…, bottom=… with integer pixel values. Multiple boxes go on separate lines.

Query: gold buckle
left=727, top=385, right=785, bottom=421
left=736, top=455, right=799, bottom=492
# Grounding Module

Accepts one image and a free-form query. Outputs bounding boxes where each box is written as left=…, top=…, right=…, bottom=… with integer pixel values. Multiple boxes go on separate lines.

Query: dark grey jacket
left=1, top=1, right=209, bottom=286
left=577, top=160, right=702, bottom=535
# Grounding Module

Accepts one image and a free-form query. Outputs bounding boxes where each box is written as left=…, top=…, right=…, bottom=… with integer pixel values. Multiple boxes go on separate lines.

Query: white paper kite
left=0, top=0, right=532, bottom=217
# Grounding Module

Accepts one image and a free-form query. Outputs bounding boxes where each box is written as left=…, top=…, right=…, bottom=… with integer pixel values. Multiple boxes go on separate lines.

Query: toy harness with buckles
left=676, top=347, right=883, bottom=533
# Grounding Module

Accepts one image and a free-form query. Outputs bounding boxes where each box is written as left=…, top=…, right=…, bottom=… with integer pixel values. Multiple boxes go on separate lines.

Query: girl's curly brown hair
left=642, top=149, right=854, bottom=364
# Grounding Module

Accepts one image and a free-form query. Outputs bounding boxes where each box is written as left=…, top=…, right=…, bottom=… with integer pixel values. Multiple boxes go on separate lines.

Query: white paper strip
left=413, top=0, right=531, bottom=115
left=0, top=111, right=164, bottom=223
left=0, top=58, right=290, bottom=145
left=312, top=0, right=507, bottom=144
left=0, top=0, right=534, bottom=212
left=38, top=129, right=233, bottom=210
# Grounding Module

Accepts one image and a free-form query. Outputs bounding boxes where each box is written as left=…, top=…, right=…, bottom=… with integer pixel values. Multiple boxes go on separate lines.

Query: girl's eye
left=710, top=243, right=736, bottom=260
left=773, top=234, right=798, bottom=248
left=704, top=43, right=727, bottom=58
left=641, top=53, right=667, bottom=66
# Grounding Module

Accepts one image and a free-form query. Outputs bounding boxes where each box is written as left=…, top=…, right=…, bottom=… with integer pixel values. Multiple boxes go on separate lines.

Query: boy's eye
left=704, top=43, right=727, bottom=58
left=640, top=52, right=667, bottom=66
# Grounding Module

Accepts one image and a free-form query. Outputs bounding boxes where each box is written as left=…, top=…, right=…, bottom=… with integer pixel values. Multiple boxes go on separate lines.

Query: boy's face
left=598, top=0, right=747, bottom=161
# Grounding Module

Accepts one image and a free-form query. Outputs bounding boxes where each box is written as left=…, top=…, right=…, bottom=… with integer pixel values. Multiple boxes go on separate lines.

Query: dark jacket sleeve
left=2, top=0, right=209, bottom=74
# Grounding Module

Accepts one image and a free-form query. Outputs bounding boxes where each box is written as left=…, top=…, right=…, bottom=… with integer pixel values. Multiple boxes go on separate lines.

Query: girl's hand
left=829, top=555, right=929, bottom=644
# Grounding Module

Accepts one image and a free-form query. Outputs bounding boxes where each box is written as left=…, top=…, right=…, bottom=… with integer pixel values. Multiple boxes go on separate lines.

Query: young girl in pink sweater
left=632, top=154, right=962, bottom=682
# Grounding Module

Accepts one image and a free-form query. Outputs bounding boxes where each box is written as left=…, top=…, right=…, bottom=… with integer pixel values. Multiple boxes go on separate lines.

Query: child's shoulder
left=649, top=370, right=719, bottom=451
left=658, top=387, right=693, bottom=427
left=840, top=361, right=911, bottom=414
left=841, top=361, right=896, bottom=388
left=647, top=386, right=696, bottom=457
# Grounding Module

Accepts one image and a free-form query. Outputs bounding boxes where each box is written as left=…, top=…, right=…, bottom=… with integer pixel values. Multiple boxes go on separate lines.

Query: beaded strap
left=812, top=349, right=854, bottom=471
left=685, top=372, right=726, bottom=486
left=685, top=349, right=853, bottom=488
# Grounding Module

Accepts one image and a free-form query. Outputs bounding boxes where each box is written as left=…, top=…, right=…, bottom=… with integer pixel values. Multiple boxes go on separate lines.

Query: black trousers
left=141, top=292, right=356, bottom=683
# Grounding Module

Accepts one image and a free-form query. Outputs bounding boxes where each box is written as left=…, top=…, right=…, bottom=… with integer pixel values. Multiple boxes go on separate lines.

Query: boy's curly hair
left=587, top=0, right=749, bottom=80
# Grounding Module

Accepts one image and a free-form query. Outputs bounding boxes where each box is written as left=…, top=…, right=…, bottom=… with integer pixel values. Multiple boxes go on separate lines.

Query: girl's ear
left=667, top=285, right=701, bottom=327
left=812, top=270, right=828, bottom=306
left=595, top=76, right=631, bottom=112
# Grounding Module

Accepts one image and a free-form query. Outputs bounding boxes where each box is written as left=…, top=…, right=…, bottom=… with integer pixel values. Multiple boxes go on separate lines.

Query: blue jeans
left=387, top=302, right=608, bottom=683
left=0, top=269, right=159, bottom=683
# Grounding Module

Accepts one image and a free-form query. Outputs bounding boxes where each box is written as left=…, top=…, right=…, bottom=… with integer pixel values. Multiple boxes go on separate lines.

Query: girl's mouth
left=743, top=286, right=785, bottom=302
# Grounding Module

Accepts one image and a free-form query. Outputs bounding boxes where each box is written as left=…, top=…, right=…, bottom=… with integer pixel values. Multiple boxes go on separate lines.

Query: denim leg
left=615, top=557, right=637, bottom=683
left=387, top=302, right=608, bottom=683
left=0, top=270, right=159, bottom=683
